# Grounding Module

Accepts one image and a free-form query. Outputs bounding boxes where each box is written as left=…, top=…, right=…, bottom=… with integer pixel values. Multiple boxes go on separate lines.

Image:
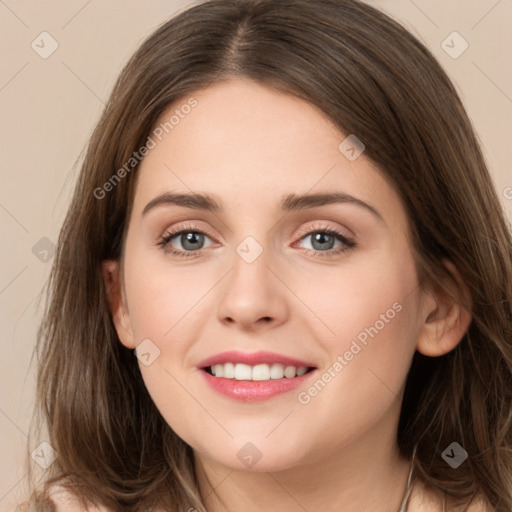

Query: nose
left=216, top=243, right=289, bottom=332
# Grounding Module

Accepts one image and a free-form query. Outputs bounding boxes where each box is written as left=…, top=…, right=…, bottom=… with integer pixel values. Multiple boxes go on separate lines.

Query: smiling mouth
left=203, top=363, right=316, bottom=381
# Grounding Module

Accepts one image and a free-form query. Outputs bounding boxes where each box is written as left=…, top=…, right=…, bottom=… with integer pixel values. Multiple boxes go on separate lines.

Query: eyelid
left=157, top=220, right=356, bottom=258
left=159, top=220, right=350, bottom=243
left=294, top=221, right=352, bottom=240
left=158, top=221, right=218, bottom=245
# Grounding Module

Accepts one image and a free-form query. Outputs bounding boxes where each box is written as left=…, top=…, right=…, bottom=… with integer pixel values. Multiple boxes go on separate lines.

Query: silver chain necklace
left=396, top=444, right=417, bottom=512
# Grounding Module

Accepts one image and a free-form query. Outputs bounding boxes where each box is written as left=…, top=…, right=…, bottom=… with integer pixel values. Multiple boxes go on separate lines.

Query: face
left=106, top=78, right=432, bottom=472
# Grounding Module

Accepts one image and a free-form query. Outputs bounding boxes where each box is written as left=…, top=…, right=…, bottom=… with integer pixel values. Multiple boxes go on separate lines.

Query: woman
left=21, top=0, right=512, bottom=510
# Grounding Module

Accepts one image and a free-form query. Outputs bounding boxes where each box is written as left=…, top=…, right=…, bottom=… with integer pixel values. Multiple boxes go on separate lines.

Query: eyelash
left=157, top=222, right=356, bottom=259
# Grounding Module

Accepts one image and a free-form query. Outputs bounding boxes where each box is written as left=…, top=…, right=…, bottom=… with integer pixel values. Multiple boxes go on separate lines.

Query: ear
left=102, top=259, right=136, bottom=349
left=416, top=260, right=472, bottom=357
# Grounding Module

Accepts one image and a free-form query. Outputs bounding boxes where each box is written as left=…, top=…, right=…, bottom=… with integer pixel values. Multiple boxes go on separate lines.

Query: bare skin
left=47, top=477, right=492, bottom=511
left=102, top=78, right=473, bottom=511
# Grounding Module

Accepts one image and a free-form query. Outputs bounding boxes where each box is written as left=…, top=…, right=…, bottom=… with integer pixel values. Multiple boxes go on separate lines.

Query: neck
left=193, top=412, right=412, bottom=512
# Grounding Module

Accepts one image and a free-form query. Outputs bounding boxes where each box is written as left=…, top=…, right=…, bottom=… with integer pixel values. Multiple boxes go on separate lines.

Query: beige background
left=0, top=0, right=511, bottom=509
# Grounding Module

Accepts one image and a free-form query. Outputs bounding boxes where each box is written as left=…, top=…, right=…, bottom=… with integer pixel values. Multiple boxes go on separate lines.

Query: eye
left=157, top=222, right=215, bottom=259
left=293, top=223, right=356, bottom=257
left=157, top=222, right=356, bottom=259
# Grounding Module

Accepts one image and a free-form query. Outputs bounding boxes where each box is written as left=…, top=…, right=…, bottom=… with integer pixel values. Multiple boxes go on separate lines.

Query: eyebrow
left=142, top=191, right=384, bottom=222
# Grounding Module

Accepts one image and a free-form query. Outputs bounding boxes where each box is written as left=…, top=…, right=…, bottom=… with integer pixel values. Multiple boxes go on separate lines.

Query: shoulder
left=446, top=491, right=496, bottom=512
left=48, top=484, right=111, bottom=512
left=463, top=495, right=497, bottom=512
left=409, top=478, right=496, bottom=511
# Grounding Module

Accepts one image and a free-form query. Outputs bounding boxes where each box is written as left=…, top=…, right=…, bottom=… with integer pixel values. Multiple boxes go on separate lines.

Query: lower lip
left=199, top=369, right=316, bottom=402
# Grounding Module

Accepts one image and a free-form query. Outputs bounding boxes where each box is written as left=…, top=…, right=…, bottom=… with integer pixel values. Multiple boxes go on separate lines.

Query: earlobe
left=416, top=260, right=472, bottom=357
left=101, top=259, right=136, bottom=349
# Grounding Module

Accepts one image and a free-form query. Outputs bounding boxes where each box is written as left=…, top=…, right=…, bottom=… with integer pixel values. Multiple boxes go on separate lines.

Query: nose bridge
left=229, top=231, right=274, bottom=293
left=216, top=229, right=288, bottom=327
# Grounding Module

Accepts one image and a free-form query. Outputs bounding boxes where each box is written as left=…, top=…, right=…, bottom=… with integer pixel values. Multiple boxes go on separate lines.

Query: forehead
left=132, top=78, right=405, bottom=228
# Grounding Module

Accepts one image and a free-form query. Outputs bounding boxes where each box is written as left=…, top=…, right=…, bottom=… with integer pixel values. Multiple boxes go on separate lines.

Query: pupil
left=182, top=232, right=203, bottom=250
left=313, top=233, right=333, bottom=250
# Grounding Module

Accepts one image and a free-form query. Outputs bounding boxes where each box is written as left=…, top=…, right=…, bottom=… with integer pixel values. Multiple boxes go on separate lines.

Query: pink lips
left=197, top=350, right=317, bottom=402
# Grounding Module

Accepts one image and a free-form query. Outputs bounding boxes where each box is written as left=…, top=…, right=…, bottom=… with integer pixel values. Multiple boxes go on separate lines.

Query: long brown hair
left=22, top=0, right=512, bottom=510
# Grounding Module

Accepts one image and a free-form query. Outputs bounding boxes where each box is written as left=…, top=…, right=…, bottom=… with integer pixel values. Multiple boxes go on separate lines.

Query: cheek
left=296, top=241, right=419, bottom=350
left=122, top=252, right=205, bottom=440
left=295, top=244, right=421, bottom=411
left=124, top=248, right=207, bottom=341
left=285, top=261, right=420, bottom=457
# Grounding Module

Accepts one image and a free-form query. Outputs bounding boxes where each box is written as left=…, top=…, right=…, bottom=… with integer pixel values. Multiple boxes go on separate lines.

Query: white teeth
left=208, top=363, right=310, bottom=380
left=284, top=365, right=296, bottom=378
left=234, top=363, right=252, bottom=380
left=223, top=362, right=235, bottom=378
left=296, top=366, right=308, bottom=376
left=252, top=364, right=270, bottom=381
left=270, top=363, right=284, bottom=379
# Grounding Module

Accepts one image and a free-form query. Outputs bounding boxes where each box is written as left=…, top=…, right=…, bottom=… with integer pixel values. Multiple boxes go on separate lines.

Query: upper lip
left=197, top=350, right=316, bottom=369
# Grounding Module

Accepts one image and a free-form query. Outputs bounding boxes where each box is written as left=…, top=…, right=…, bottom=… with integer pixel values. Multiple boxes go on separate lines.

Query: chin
left=192, top=436, right=310, bottom=473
